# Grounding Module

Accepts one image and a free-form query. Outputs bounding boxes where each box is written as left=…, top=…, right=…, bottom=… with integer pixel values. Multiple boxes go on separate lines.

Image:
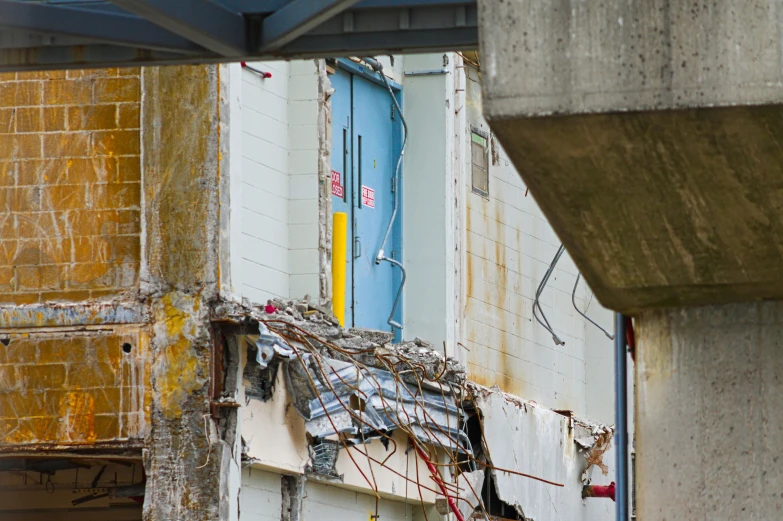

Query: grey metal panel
left=260, top=0, right=362, bottom=50
left=107, top=0, right=248, bottom=56
left=0, top=0, right=203, bottom=53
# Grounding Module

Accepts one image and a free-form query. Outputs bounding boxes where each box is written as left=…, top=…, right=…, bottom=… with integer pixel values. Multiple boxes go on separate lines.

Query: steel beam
left=282, top=28, right=477, bottom=55
left=108, top=0, right=248, bottom=56
left=260, top=0, right=362, bottom=50
left=0, top=1, right=202, bottom=53
left=220, top=0, right=474, bottom=13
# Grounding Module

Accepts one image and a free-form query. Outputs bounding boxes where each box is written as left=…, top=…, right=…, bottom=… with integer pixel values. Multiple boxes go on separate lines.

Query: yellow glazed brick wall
left=0, top=328, right=150, bottom=445
left=0, top=68, right=142, bottom=305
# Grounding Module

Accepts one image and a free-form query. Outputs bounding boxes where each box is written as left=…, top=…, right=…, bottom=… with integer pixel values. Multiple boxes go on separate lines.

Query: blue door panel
left=351, top=75, right=399, bottom=332
left=330, top=66, right=402, bottom=333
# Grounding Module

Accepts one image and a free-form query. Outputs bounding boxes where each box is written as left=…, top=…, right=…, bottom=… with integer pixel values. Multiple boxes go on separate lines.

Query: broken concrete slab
left=471, top=386, right=614, bottom=521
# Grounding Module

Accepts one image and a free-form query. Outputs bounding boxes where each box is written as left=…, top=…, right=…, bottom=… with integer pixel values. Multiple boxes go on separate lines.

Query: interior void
left=0, top=456, right=144, bottom=521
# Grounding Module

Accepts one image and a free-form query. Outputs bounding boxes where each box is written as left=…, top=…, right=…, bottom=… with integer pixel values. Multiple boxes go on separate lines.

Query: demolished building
left=0, top=55, right=626, bottom=521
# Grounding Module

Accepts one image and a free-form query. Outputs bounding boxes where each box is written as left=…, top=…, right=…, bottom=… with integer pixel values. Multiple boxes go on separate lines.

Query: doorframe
left=335, top=58, right=402, bottom=91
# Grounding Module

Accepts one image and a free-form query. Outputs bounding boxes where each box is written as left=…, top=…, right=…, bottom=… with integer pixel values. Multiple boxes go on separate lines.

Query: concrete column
left=636, top=302, right=783, bottom=519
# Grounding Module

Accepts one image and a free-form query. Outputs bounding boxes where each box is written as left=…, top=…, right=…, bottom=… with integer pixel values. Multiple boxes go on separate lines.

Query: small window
left=471, top=131, right=489, bottom=197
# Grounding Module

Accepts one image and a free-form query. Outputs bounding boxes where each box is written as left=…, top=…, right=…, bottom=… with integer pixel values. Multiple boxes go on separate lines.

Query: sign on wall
left=331, top=171, right=344, bottom=198
left=361, top=185, right=375, bottom=208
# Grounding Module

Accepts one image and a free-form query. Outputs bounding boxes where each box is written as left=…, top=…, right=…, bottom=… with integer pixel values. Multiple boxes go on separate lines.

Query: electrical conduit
left=363, top=56, right=408, bottom=330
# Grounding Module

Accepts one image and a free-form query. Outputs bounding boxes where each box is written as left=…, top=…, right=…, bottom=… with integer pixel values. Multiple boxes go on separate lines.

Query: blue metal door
left=330, top=64, right=402, bottom=333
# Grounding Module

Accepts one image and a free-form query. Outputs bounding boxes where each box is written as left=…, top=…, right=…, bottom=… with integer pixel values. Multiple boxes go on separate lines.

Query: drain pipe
left=614, top=313, right=629, bottom=521
left=363, top=56, right=409, bottom=330
left=582, top=482, right=615, bottom=501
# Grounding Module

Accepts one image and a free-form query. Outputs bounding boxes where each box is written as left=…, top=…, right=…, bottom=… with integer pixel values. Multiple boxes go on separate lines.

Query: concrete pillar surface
left=637, top=301, right=783, bottom=519
left=477, top=0, right=783, bottom=314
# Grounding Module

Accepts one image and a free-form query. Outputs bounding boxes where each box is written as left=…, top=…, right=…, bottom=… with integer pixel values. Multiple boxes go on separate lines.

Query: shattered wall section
left=0, top=68, right=141, bottom=305
left=472, top=387, right=614, bottom=521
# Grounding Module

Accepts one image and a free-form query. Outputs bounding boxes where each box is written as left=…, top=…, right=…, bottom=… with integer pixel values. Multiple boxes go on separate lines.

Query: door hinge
left=391, top=177, right=396, bottom=193
left=391, top=102, right=395, bottom=120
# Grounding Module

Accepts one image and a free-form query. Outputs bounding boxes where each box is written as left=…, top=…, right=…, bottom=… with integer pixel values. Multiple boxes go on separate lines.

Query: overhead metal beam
left=221, top=0, right=474, bottom=14
left=260, top=0, right=363, bottom=50
left=108, top=0, right=248, bottom=56
left=0, top=43, right=213, bottom=72
left=281, top=27, right=477, bottom=55
left=0, top=1, right=203, bottom=54
left=0, top=0, right=478, bottom=71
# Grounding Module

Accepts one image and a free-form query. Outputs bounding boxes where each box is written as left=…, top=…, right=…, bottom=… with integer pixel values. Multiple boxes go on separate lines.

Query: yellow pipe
left=331, top=212, right=348, bottom=326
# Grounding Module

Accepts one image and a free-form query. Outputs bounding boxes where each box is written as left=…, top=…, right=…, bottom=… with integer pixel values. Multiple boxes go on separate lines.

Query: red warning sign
left=361, top=185, right=375, bottom=208
left=331, top=170, right=343, bottom=198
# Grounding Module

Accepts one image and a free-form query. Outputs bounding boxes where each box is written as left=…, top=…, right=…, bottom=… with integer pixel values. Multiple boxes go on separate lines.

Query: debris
left=307, top=439, right=342, bottom=479
left=581, top=429, right=613, bottom=479
left=255, top=322, right=295, bottom=369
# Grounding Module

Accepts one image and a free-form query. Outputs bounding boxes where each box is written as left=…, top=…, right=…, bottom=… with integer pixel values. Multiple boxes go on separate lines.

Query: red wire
left=414, top=445, right=466, bottom=521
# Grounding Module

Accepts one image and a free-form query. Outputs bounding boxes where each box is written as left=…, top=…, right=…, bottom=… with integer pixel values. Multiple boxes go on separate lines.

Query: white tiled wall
left=302, top=480, right=419, bottom=521
left=232, top=60, right=321, bottom=304
left=461, top=65, right=614, bottom=417
left=240, top=467, right=424, bottom=521
left=240, top=468, right=282, bottom=521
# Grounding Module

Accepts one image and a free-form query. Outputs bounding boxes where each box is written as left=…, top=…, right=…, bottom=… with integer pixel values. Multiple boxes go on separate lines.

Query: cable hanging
left=533, top=244, right=566, bottom=345
left=571, top=273, right=614, bottom=340
left=362, top=56, right=408, bottom=330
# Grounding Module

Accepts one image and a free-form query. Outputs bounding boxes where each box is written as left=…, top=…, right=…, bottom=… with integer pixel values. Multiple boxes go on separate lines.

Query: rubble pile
left=213, top=296, right=466, bottom=386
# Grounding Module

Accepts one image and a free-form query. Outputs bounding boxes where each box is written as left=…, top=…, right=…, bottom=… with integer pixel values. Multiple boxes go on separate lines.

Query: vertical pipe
left=614, top=312, right=628, bottom=521
left=332, top=212, right=348, bottom=326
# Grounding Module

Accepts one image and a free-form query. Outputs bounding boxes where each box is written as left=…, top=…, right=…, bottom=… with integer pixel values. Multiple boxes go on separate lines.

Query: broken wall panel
left=0, top=68, right=141, bottom=306
left=0, top=328, right=150, bottom=447
left=240, top=355, right=439, bottom=503
left=473, top=389, right=614, bottom=521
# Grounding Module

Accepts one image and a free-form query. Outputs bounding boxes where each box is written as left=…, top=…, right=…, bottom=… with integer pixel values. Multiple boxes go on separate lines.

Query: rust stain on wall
left=0, top=327, right=150, bottom=445
left=0, top=69, right=142, bottom=305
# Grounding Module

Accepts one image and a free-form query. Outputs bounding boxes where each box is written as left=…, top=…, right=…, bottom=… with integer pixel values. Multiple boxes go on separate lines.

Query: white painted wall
left=241, top=467, right=429, bottom=521
left=459, top=63, right=616, bottom=418
left=401, top=53, right=454, bottom=348
left=241, top=468, right=283, bottom=521
left=303, top=480, right=421, bottom=521
left=227, top=60, right=321, bottom=305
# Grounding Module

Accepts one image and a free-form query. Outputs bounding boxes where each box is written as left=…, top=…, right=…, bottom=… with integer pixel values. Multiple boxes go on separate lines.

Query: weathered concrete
left=142, top=65, right=230, bottom=521
left=636, top=301, right=783, bottom=520
left=478, top=0, right=783, bottom=313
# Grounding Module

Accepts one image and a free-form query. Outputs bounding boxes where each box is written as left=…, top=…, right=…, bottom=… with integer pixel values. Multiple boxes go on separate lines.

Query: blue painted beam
left=108, top=0, right=248, bottom=56
left=282, top=27, right=478, bottom=55
left=219, top=0, right=474, bottom=14
left=0, top=0, right=202, bottom=53
left=260, top=0, right=362, bottom=50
